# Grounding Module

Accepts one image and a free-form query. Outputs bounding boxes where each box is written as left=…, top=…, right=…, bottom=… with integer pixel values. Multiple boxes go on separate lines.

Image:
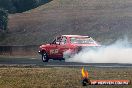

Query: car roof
left=62, top=35, right=89, bottom=38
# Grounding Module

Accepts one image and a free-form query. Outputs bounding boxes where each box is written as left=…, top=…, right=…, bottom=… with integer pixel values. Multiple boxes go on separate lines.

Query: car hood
left=40, top=44, right=50, bottom=48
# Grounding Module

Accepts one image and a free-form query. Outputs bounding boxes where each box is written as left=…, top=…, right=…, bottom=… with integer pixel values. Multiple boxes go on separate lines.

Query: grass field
left=0, top=67, right=131, bottom=88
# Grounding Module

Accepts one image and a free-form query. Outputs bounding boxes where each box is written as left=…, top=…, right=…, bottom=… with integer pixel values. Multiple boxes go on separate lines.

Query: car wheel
left=42, top=51, right=49, bottom=62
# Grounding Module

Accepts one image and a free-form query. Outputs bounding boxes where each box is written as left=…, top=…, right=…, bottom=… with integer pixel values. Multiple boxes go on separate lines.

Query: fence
left=0, top=45, right=39, bottom=56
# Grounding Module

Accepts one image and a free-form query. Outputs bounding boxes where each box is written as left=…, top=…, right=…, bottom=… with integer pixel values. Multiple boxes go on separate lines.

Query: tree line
left=0, top=0, right=52, bottom=31
left=0, top=0, right=52, bottom=13
left=0, top=8, right=8, bottom=32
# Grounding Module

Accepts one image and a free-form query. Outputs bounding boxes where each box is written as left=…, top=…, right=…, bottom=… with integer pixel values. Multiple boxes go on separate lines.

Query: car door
left=48, top=36, right=61, bottom=58
left=49, top=36, right=69, bottom=59
left=58, top=36, right=69, bottom=58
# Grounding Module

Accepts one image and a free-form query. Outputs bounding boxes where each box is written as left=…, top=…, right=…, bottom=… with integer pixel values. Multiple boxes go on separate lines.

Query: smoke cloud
left=66, top=39, right=132, bottom=63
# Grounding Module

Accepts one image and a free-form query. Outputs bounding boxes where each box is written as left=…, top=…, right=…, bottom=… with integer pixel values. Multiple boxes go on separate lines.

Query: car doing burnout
left=38, top=35, right=100, bottom=62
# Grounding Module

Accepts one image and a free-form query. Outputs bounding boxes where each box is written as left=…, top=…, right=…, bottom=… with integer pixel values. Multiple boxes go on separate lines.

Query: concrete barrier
left=0, top=45, right=39, bottom=56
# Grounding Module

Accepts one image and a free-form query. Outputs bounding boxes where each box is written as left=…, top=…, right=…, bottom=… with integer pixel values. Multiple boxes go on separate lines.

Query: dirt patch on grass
left=0, top=67, right=131, bottom=88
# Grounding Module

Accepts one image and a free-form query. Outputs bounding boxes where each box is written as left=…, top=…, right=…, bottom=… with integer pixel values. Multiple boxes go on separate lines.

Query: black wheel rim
left=42, top=53, right=47, bottom=61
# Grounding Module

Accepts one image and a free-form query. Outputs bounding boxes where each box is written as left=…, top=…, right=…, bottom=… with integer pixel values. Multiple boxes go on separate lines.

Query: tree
left=0, top=8, right=8, bottom=32
left=0, top=0, right=16, bottom=13
left=12, top=0, right=37, bottom=12
left=0, top=0, right=52, bottom=13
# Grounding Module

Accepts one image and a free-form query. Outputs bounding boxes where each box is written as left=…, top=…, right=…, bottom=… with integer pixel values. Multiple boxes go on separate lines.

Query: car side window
left=60, top=37, right=67, bottom=45
left=52, top=39, right=56, bottom=44
left=52, top=37, right=61, bottom=44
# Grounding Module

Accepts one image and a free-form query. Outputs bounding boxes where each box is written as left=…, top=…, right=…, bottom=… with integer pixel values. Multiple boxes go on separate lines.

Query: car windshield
left=70, top=37, right=96, bottom=44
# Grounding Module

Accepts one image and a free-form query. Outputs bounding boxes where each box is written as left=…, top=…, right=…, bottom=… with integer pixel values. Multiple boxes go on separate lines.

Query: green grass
left=0, top=67, right=131, bottom=88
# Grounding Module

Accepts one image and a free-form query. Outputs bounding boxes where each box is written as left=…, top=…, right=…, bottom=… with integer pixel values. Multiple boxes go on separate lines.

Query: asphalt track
left=0, top=57, right=132, bottom=68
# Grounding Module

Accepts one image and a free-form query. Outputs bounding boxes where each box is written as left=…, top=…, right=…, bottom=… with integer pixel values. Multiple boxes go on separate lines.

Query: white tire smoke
left=66, top=39, right=132, bottom=63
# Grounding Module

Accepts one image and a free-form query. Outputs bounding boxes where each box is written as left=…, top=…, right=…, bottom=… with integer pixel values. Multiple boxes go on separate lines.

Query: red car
left=38, top=35, right=100, bottom=62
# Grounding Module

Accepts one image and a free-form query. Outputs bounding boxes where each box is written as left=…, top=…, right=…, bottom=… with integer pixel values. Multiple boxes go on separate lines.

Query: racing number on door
left=50, top=49, right=59, bottom=54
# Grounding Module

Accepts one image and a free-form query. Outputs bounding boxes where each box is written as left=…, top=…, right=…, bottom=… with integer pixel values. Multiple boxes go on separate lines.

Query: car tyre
left=42, top=51, right=49, bottom=62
